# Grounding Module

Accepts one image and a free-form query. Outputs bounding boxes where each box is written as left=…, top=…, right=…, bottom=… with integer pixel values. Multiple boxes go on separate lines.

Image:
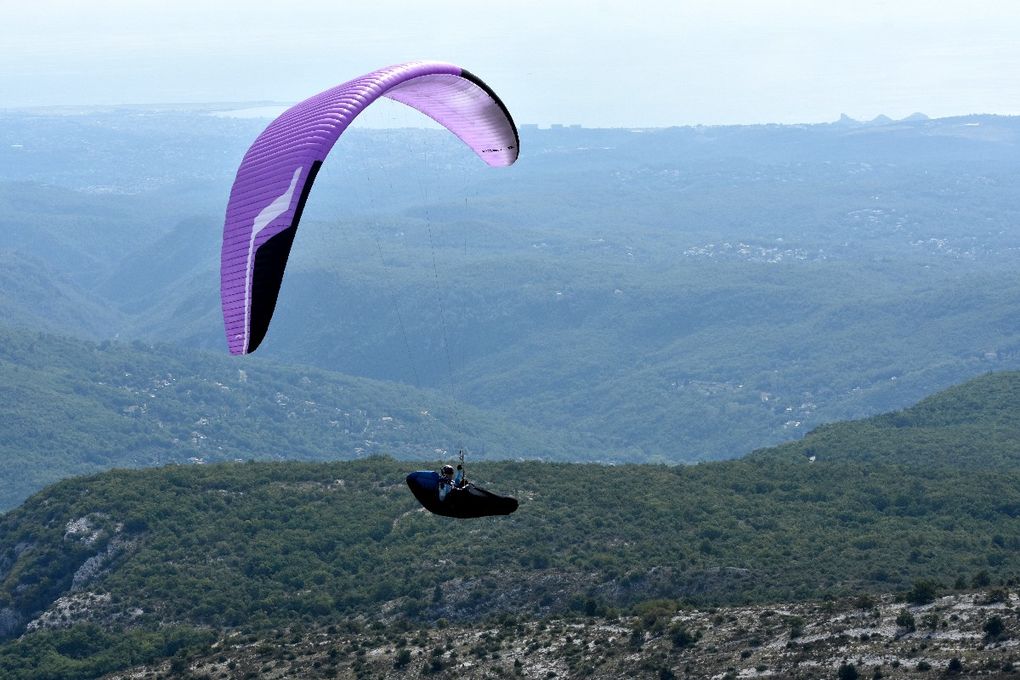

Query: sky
left=3, top=0, right=1020, bottom=127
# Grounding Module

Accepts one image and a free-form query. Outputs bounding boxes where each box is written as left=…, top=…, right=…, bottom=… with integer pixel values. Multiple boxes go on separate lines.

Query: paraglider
left=220, top=62, right=521, bottom=516
left=220, top=61, right=519, bottom=355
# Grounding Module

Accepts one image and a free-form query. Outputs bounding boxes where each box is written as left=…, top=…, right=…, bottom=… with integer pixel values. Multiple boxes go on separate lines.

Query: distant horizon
left=4, top=101, right=1014, bottom=130
left=4, top=1, right=1019, bottom=127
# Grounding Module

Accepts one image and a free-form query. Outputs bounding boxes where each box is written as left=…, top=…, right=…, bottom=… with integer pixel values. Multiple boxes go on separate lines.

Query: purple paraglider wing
left=221, top=61, right=519, bottom=355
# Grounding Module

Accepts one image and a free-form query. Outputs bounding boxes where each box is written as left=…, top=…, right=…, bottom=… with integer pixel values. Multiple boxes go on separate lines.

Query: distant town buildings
left=520, top=123, right=584, bottom=130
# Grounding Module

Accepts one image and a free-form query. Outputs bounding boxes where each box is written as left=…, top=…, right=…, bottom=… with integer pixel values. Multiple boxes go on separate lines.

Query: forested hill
left=763, top=370, right=1020, bottom=468
left=0, top=325, right=608, bottom=511
left=3, top=372, right=1020, bottom=677
left=5, top=112, right=1020, bottom=465
left=6, top=320, right=1016, bottom=514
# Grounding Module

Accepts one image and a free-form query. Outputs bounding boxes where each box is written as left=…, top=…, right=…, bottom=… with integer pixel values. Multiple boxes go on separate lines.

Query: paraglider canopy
left=221, top=61, right=519, bottom=355
left=406, top=471, right=518, bottom=518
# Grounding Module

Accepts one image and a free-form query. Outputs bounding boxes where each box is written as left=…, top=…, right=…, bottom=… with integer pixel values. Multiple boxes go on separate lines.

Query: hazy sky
left=3, top=0, right=1019, bottom=126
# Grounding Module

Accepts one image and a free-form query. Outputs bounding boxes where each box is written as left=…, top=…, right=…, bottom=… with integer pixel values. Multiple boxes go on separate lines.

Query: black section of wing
left=460, top=68, right=520, bottom=155
left=246, top=160, right=322, bottom=353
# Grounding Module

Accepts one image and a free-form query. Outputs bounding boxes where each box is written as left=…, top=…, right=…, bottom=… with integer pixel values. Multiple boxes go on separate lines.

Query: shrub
left=895, top=610, right=915, bottom=631
left=669, top=624, right=698, bottom=649
left=393, top=648, right=412, bottom=669
left=905, top=580, right=937, bottom=605
left=981, top=588, right=1008, bottom=605
left=984, top=616, right=1006, bottom=641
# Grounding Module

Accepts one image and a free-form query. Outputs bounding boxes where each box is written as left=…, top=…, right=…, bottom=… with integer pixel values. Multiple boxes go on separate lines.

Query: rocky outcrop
left=0, top=514, right=139, bottom=640
left=70, top=536, right=134, bottom=591
left=102, top=590, right=1020, bottom=680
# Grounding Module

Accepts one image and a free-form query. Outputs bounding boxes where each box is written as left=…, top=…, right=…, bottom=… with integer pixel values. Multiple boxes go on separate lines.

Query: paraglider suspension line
left=416, top=148, right=464, bottom=450
left=373, top=233, right=421, bottom=389
left=425, top=211, right=456, bottom=393
left=417, top=150, right=457, bottom=396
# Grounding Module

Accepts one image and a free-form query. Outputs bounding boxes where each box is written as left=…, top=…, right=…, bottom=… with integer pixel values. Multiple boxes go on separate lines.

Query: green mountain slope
left=4, top=113, right=1020, bottom=463
left=0, top=181, right=180, bottom=291
left=0, top=251, right=123, bottom=339
left=763, top=371, right=1020, bottom=468
left=0, top=325, right=609, bottom=511
left=4, top=372, right=1020, bottom=668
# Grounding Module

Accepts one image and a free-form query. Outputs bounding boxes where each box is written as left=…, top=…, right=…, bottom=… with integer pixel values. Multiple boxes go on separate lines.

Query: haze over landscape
left=5, top=1, right=1020, bottom=125
left=2, top=3, right=1020, bottom=679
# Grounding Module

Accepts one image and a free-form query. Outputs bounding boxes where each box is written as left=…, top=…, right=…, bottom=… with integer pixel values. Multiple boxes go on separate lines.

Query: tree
left=670, top=624, right=698, bottom=648
left=838, top=662, right=859, bottom=680
left=393, top=648, right=412, bottom=669
left=905, top=580, right=937, bottom=605
left=895, top=610, right=915, bottom=631
left=984, top=616, right=1006, bottom=641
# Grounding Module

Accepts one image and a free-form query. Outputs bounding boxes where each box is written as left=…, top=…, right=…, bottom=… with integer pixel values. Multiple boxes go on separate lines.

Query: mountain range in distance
left=2, top=111, right=1020, bottom=489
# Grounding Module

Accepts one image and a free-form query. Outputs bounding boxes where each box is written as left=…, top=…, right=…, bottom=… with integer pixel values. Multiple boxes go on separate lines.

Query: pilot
left=438, top=464, right=465, bottom=501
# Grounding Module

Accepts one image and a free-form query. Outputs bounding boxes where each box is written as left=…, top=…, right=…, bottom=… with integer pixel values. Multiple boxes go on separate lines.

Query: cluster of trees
left=0, top=624, right=214, bottom=680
